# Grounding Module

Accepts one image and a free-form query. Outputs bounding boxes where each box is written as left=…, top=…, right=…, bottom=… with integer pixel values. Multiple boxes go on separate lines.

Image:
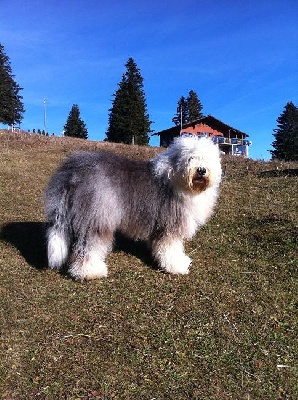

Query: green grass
left=0, top=131, right=297, bottom=399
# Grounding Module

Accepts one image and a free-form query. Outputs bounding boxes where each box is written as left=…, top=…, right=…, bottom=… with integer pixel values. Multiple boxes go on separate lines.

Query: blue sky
left=1, top=0, right=297, bottom=160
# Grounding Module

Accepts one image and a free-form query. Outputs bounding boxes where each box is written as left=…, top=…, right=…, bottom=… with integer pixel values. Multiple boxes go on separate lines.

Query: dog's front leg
left=151, top=237, right=191, bottom=275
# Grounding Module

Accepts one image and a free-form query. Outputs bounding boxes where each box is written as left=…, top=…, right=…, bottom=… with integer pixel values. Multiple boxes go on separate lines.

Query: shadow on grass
left=0, top=222, right=155, bottom=272
left=114, top=232, right=156, bottom=269
left=260, top=168, right=298, bottom=178
left=0, top=221, right=47, bottom=269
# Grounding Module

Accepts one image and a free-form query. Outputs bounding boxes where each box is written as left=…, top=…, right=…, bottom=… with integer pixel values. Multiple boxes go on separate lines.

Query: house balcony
left=180, top=132, right=252, bottom=157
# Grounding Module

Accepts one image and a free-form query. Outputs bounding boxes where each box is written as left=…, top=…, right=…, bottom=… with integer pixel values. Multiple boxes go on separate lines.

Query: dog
left=44, top=137, right=222, bottom=280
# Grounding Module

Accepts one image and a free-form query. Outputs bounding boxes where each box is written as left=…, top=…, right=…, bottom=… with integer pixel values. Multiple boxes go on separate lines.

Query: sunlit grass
left=0, top=131, right=297, bottom=399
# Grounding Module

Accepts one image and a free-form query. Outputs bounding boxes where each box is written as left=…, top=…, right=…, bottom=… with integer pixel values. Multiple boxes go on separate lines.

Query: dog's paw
left=69, top=253, right=108, bottom=281
left=162, top=254, right=191, bottom=275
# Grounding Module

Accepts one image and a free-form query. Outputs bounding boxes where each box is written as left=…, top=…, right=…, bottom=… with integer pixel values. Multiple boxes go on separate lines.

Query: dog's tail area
left=47, top=223, right=69, bottom=270
left=44, top=182, right=70, bottom=270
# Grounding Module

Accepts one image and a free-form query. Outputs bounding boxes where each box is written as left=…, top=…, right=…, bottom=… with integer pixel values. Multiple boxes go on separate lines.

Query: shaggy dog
left=44, top=137, right=222, bottom=280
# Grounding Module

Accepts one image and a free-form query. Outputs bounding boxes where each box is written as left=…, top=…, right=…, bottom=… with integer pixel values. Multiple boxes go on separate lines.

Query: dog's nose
left=197, top=167, right=206, bottom=176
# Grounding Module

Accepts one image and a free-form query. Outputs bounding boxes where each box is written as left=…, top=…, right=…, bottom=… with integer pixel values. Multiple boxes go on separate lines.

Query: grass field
left=0, top=131, right=297, bottom=399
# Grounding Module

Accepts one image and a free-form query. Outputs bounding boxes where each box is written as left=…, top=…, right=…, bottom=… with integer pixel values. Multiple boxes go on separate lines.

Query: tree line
left=0, top=41, right=297, bottom=160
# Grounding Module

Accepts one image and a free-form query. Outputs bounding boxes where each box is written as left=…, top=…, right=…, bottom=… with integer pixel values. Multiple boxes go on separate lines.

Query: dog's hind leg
left=151, top=236, right=191, bottom=275
left=68, top=231, right=113, bottom=281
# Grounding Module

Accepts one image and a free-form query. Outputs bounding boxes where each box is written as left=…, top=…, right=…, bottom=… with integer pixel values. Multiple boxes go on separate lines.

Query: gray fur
left=44, top=137, right=222, bottom=280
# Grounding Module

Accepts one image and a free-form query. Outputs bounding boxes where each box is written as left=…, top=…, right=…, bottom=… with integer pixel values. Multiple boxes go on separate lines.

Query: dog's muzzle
left=190, top=166, right=209, bottom=192
left=197, top=167, right=206, bottom=177
left=194, top=167, right=207, bottom=182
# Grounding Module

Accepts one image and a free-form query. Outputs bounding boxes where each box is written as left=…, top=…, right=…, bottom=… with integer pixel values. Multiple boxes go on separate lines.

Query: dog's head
left=152, top=137, right=222, bottom=194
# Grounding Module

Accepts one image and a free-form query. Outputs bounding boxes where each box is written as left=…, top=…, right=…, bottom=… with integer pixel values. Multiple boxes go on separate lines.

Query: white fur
left=151, top=237, right=191, bottom=274
left=68, top=233, right=112, bottom=280
left=47, top=227, right=68, bottom=269
left=69, top=251, right=108, bottom=280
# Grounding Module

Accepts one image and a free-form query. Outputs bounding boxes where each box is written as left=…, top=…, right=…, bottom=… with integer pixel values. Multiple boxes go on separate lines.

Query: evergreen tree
left=270, top=101, right=298, bottom=161
left=172, top=90, right=204, bottom=126
left=186, top=90, right=204, bottom=122
left=0, top=42, right=25, bottom=126
left=172, top=96, right=188, bottom=126
left=106, top=58, right=151, bottom=145
left=64, top=104, right=88, bottom=139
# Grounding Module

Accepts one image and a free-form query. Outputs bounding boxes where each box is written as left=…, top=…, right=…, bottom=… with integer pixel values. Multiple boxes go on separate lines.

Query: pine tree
left=0, top=42, right=25, bottom=126
left=172, top=90, right=204, bottom=126
left=186, top=90, right=204, bottom=122
left=106, top=58, right=151, bottom=145
left=270, top=101, right=298, bottom=161
left=172, top=96, right=188, bottom=126
left=64, top=104, right=88, bottom=139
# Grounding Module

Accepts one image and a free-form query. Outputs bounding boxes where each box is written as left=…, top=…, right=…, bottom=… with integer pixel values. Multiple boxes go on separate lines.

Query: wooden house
left=153, top=115, right=252, bottom=157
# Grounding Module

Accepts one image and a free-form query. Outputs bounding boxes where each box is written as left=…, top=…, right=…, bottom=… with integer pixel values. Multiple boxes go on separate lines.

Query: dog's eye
left=188, top=156, right=194, bottom=162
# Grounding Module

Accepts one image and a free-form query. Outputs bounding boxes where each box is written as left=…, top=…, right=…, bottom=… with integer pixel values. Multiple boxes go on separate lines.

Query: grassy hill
left=0, top=131, right=297, bottom=399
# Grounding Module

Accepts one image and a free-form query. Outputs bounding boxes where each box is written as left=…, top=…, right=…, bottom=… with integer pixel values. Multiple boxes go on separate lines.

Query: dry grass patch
left=0, top=132, right=297, bottom=399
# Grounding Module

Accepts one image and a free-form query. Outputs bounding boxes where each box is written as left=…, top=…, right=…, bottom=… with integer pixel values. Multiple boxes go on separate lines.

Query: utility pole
left=44, top=98, right=47, bottom=135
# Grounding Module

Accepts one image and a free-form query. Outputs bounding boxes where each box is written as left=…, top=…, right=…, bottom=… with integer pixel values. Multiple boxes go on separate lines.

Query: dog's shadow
left=114, top=232, right=155, bottom=268
left=0, top=222, right=48, bottom=269
left=0, top=222, right=155, bottom=272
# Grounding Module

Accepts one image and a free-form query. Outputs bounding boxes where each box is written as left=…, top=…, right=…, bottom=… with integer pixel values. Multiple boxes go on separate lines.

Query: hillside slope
left=0, top=132, right=297, bottom=399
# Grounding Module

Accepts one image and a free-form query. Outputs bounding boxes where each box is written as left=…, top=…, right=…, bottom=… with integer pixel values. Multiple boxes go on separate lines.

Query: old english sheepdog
left=44, top=137, right=222, bottom=280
